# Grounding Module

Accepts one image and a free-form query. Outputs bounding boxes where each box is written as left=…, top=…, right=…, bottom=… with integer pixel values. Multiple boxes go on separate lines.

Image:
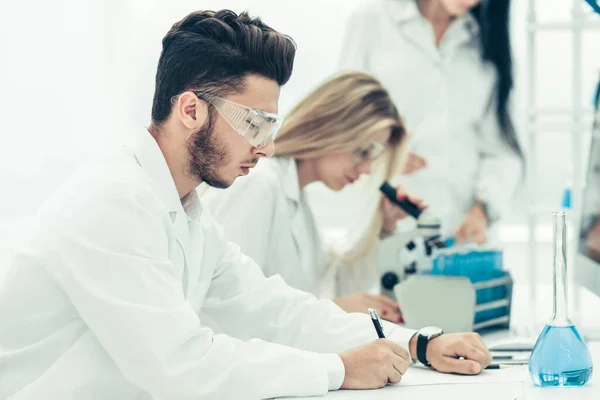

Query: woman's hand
left=401, top=152, right=427, bottom=175
left=334, top=292, right=403, bottom=323
left=380, top=186, right=427, bottom=233
left=455, top=205, right=488, bottom=244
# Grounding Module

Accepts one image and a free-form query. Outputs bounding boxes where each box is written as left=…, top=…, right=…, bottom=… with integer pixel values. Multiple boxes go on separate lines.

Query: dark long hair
left=470, top=0, right=524, bottom=159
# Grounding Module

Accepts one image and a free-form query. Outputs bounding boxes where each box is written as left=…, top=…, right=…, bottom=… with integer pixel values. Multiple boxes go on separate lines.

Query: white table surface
left=289, top=282, right=600, bottom=400
left=290, top=342, right=599, bottom=400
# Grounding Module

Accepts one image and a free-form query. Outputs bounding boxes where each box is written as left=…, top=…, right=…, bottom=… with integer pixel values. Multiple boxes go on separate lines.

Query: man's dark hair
left=151, top=9, right=296, bottom=124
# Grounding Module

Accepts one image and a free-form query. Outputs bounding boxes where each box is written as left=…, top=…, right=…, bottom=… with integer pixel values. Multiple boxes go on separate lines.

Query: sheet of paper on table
left=397, top=364, right=528, bottom=387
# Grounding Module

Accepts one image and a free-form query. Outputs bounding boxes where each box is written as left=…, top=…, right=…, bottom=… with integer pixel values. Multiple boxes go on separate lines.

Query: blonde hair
left=276, top=71, right=408, bottom=261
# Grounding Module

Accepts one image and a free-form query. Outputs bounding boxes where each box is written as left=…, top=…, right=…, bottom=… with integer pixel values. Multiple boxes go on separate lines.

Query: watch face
left=420, top=326, right=443, bottom=338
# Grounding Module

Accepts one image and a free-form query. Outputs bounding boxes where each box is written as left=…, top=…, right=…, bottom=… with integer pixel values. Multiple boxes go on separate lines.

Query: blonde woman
left=202, top=71, right=424, bottom=322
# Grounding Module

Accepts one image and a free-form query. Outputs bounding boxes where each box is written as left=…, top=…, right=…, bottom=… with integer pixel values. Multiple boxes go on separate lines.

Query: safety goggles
left=195, top=92, right=284, bottom=148
left=352, top=141, right=386, bottom=163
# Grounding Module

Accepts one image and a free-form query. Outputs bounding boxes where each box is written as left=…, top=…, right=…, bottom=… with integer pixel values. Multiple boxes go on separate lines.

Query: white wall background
left=1, top=0, right=599, bottom=250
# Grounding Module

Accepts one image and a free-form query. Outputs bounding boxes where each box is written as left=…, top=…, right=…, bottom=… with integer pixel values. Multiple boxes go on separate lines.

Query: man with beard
left=0, top=9, right=491, bottom=400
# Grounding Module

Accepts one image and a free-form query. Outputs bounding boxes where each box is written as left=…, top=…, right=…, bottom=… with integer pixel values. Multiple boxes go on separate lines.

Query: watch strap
left=416, top=333, right=430, bottom=366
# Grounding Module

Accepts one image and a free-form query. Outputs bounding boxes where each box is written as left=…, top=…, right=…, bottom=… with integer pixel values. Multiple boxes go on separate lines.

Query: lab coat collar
left=451, top=10, right=479, bottom=41
left=128, top=126, right=202, bottom=222
left=387, top=0, right=421, bottom=23
left=388, top=0, right=479, bottom=39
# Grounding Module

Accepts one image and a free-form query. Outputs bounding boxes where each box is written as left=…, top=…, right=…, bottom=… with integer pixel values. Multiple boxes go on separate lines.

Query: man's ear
left=175, top=91, right=209, bottom=131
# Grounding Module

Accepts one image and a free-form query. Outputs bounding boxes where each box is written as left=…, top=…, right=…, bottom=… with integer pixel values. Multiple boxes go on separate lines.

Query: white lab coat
left=329, top=0, right=522, bottom=238
left=202, top=157, right=338, bottom=298
left=0, top=127, right=416, bottom=400
left=202, top=157, right=380, bottom=298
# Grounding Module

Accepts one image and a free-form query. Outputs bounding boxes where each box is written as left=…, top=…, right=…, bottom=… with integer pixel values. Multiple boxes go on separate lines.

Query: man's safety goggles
left=195, top=92, right=284, bottom=148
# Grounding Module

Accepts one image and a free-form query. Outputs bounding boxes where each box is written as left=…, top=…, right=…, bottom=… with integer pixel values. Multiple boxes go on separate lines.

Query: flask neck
left=551, top=211, right=571, bottom=325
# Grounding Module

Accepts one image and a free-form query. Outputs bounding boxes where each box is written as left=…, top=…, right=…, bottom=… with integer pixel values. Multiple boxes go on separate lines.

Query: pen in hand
left=486, top=359, right=529, bottom=369
left=368, top=308, right=386, bottom=338
left=485, top=364, right=512, bottom=370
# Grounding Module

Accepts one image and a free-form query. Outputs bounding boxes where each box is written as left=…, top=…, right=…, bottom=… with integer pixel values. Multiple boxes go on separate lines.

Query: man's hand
left=339, top=339, right=410, bottom=389
left=334, top=292, right=403, bottom=323
left=409, top=332, right=492, bottom=374
left=455, top=205, right=488, bottom=245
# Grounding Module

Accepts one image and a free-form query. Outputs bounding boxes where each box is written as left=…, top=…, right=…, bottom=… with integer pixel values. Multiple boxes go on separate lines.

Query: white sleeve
left=45, top=180, right=340, bottom=399
left=338, top=6, right=372, bottom=71
left=475, top=100, right=523, bottom=220
left=202, top=224, right=417, bottom=364
left=332, top=245, right=382, bottom=297
left=202, top=175, right=275, bottom=269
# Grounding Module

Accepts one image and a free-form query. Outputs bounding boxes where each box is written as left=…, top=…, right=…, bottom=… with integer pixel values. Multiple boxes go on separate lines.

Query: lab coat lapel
left=129, top=126, right=191, bottom=263
left=178, top=192, right=205, bottom=297
left=169, top=211, right=191, bottom=293
left=176, top=190, right=203, bottom=257
left=399, top=21, right=440, bottom=63
left=279, top=158, right=304, bottom=259
left=171, top=212, right=190, bottom=254
left=290, top=211, right=304, bottom=260
left=386, top=0, right=479, bottom=62
left=387, top=0, right=440, bottom=63
left=439, top=13, right=479, bottom=56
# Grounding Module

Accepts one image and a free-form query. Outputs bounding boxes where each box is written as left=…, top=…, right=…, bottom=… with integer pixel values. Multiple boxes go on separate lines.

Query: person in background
left=581, top=125, right=600, bottom=262
left=203, top=71, right=425, bottom=323
left=587, top=218, right=600, bottom=262
left=0, top=9, right=491, bottom=400
left=328, top=0, right=523, bottom=247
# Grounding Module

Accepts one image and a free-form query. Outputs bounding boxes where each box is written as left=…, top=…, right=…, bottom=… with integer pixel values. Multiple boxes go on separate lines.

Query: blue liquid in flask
left=528, top=211, right=593, bottom=387
left=529, top=325, right=593, bottom=386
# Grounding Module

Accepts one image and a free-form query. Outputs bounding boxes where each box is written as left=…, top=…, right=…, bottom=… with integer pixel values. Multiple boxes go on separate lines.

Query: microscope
left=378, top=183, right=514, bottom=333
left=378, top=182, right=448, bottom=296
